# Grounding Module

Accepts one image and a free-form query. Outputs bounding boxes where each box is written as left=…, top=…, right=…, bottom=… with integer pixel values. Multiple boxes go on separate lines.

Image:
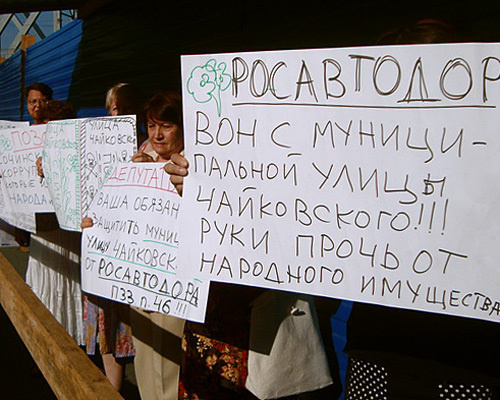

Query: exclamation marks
left=415, top=199, right=449, bottom=235
left=441, top=199, right=449, bottom=235
left=175, top=302, right=187, bottom=316
left=417, top=203, right=424, bottom=226
left=429, top=202, right=436, bottom=233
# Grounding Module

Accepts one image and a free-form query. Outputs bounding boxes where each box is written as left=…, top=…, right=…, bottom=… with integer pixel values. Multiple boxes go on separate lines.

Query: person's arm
left=81, top=217, right=94, bottom=229
left=36, top=156, right=44, bottom=177
left=164, top=153, right=189, bottom=196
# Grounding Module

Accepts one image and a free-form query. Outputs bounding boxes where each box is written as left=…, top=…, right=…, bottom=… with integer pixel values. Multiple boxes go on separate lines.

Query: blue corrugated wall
left=0, top=19, right=91, bottom=123
left=0, top=52, right=22, bottom=121
left=25, top=20, right=82, bottom=100
left=22, top=19, right=83, bottom=122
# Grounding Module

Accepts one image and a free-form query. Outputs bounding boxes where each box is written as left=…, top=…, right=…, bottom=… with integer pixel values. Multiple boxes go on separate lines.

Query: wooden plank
left=0, top=252, right=123, bottom=400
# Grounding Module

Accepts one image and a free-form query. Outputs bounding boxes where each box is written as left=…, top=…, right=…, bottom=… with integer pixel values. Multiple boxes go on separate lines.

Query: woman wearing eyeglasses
left=13, top=83, right=54, bottom=249
left=26, top=82, right=52, bottom=125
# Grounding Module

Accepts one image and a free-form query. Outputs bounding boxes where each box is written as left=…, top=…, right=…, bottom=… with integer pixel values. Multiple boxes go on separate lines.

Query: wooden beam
left=0, top=1, right=85, bottom=14
left=0, top=252, right=123, bottom=400
left=21, top=34, right=36, bottom=51
left=77, top=0, right=114, bottom=18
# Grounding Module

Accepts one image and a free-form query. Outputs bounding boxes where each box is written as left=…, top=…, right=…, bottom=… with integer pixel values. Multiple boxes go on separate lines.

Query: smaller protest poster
left=0, top=120, right=29, bottom=130
left=81, top=162, right=209, bottom=322
left=42, top=119, right=80, bottom=230
left=0, top=125, right=54, bottom=232
left=43, top=116, right=137, bottom=231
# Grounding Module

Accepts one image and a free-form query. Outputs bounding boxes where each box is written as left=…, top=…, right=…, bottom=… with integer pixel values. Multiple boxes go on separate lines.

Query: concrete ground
left=0, top=237, right=141, bottom=400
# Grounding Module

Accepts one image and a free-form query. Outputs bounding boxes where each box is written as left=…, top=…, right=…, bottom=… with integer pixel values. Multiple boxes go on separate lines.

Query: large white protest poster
left=81, top=163, right=209, bottom=322
left=43, top=116, right=137, bottom=231
left=0, top=125, right=54, bottom=232
left=178, top=43, right=500, bottom=323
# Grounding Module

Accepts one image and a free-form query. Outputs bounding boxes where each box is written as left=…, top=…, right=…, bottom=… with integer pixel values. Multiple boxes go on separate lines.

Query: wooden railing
left=0, top=251, right=123, bottom=400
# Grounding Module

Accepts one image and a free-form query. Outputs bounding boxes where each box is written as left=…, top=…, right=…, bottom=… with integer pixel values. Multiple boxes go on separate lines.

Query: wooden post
left=0, top=252, right=124, bottom=400
left=19, top=35, right=35, bottom=120
left=21, top=34, right=35, bottom=51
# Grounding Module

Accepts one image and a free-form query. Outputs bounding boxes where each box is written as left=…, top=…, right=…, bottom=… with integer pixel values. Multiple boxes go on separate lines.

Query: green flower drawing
left=0, top=135, right=13, bottom=156
left=187, top=59, right=231, bottom=116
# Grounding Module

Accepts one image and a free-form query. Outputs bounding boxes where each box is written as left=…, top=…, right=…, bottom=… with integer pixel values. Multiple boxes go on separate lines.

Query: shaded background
left=2, top=0, right=500, bottom=120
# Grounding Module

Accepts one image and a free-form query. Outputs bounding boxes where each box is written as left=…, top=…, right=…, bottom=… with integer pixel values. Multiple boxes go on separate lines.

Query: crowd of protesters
left=14, top=80, right=340, bottom=400
left=2, top=18, right=500, bottom=400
